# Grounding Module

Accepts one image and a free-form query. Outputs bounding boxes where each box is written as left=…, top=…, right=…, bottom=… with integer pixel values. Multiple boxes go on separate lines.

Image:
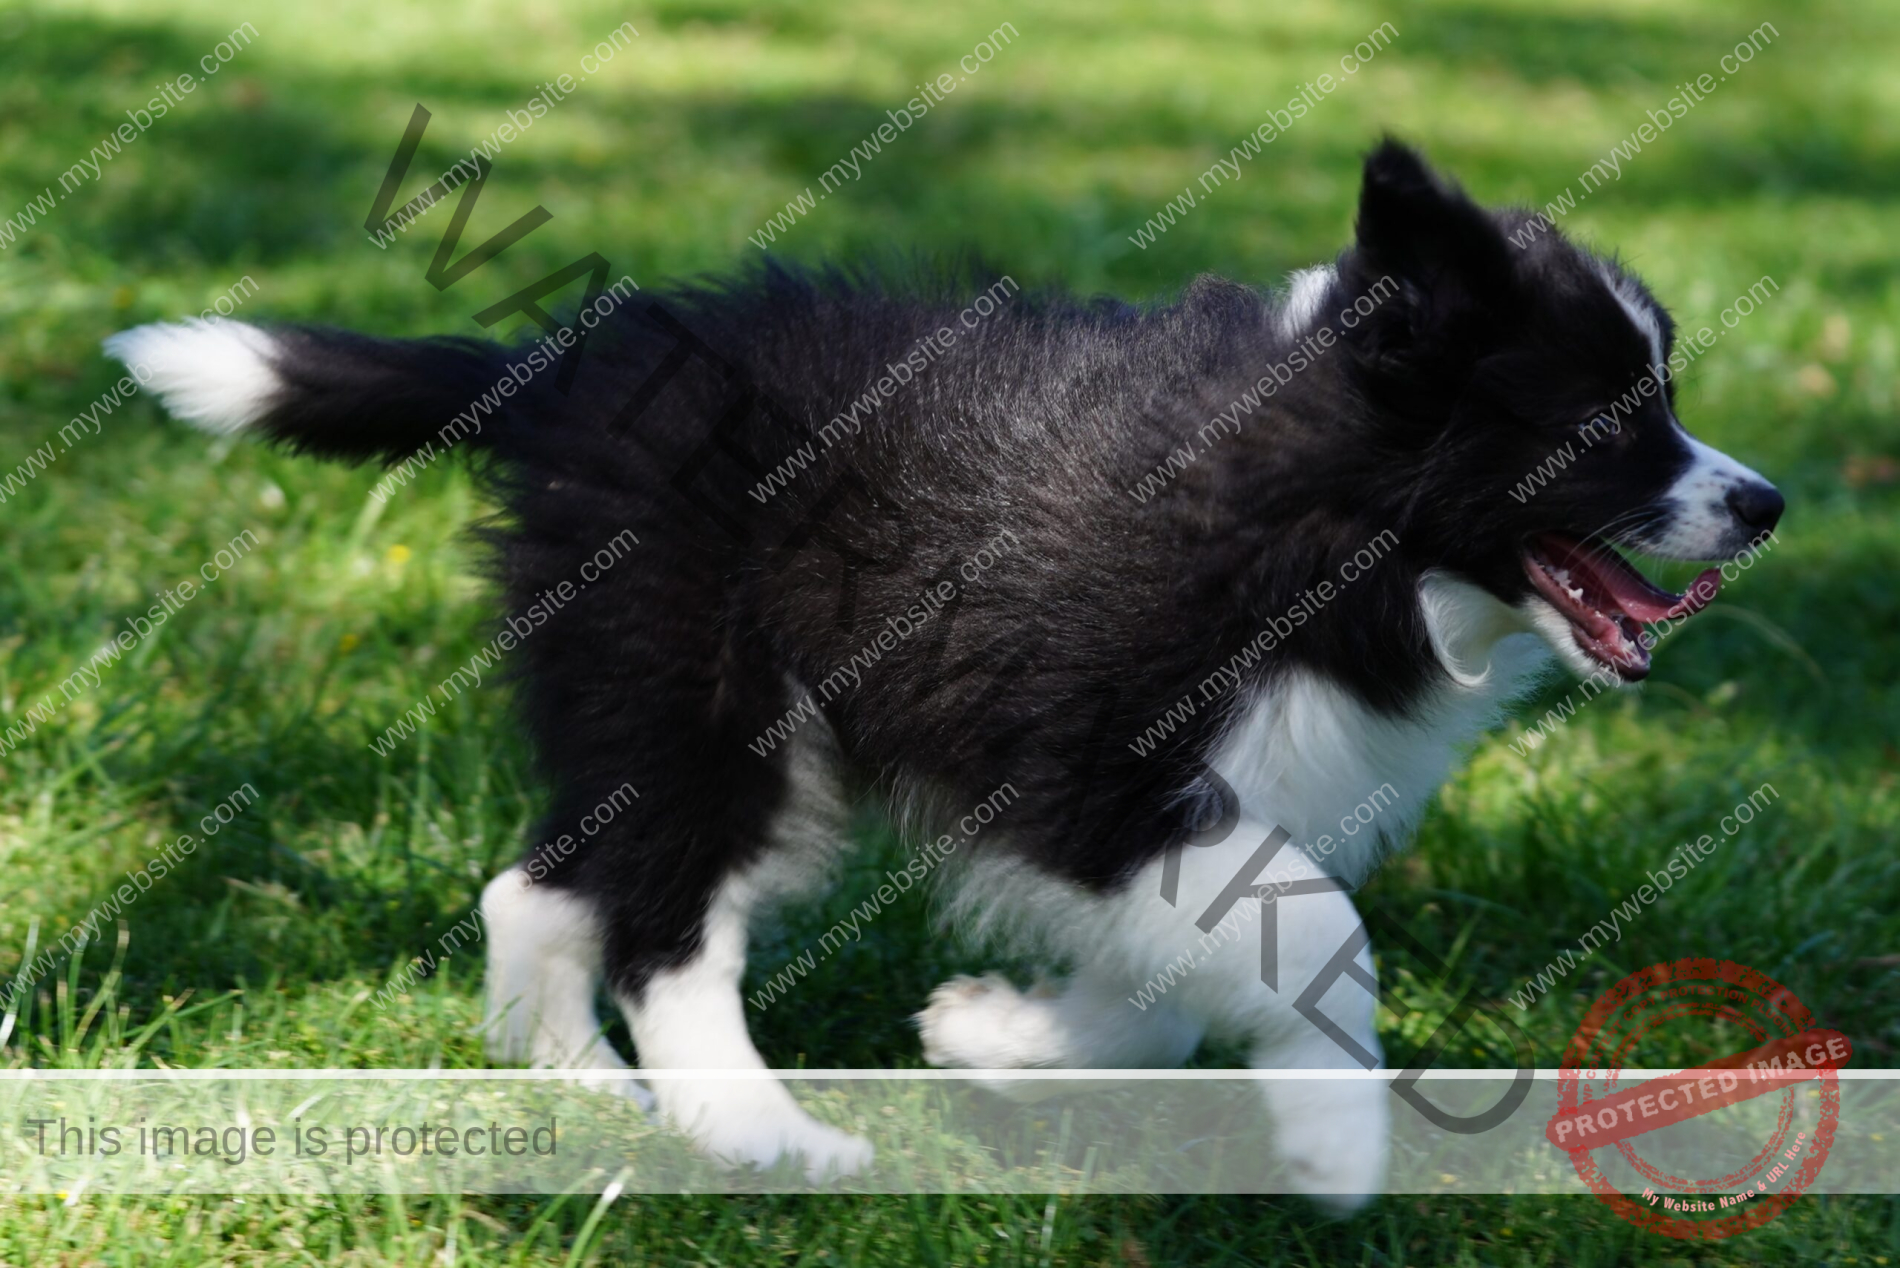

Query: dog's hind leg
left=585, top=715, right=869, bottom=1181
left=613, top=868, right=873, bottom=1180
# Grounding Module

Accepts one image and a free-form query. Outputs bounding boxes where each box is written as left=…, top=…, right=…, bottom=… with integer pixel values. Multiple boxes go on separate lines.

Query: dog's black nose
left=1726, top=482, right=1784, bottom=534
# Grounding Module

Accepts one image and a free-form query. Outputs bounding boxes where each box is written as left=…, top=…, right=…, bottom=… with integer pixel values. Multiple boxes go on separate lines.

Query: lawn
left=1, top=0, right=1897, bottom=1262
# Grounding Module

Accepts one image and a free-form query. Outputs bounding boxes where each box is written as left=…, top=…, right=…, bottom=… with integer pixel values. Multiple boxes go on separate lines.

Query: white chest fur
left=947, top=574, right=1554, bottom=958
left=918, top=577, right=1562, bottom=1217
left=1206, top=574, right=1552, bottom=886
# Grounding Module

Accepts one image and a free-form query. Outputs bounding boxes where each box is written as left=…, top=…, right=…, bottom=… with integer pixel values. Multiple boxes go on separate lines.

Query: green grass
left=2, top=0, right=1898, bottom=1261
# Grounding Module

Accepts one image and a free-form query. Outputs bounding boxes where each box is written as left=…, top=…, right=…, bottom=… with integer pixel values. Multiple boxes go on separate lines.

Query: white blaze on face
left=1597, top=261, right=1665, bottom=370
left=1646, top=425, right=1778, bottom=560
left=1593, top=262, right=1781, bottom=562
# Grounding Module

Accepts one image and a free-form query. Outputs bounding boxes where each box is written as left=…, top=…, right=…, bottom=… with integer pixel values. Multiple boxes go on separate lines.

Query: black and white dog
left=109, top=141, right=1781, bottom=1201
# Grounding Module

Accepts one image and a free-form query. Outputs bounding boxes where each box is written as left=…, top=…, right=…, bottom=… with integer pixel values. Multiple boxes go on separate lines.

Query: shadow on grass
left=15, top=3, right=1898, bottom=295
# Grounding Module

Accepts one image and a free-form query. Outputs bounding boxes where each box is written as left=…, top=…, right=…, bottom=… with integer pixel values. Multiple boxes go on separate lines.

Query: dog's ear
left=1343, top=139, right=1517, bottom=367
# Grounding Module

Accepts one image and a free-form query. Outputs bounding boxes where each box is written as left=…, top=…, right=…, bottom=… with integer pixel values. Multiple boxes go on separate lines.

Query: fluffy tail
left=103, top=319, right=523, bottom=464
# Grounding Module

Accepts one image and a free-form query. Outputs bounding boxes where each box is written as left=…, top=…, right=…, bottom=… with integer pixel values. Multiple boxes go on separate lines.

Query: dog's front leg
left=1245, top=883, right=1390, bottom=1214
left=1131, top=824, right=1391, bottom=1211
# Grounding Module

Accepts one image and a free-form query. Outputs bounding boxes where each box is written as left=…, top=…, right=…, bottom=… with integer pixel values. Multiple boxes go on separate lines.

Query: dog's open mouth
left=1520, top=533, right=1722, bottom=681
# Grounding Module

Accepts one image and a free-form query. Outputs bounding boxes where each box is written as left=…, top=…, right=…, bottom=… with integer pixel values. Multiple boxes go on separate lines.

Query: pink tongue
left=1536, top=535, right=1722, bottom=621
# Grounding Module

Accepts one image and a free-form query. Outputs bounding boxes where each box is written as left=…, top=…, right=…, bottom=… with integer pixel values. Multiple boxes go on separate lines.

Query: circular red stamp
left=1545, top=958, right=1849, bottom=1239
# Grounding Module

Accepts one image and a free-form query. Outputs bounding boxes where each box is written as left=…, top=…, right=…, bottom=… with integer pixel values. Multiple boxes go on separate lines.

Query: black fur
left=227, top=141, right=1747, bottom=994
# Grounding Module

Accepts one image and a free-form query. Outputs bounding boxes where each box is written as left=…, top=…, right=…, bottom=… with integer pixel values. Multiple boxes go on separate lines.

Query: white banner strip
left=2, top=1070, right=1891, bottom=1196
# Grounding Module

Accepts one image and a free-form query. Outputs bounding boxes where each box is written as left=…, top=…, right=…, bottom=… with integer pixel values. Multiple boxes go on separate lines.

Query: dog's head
left=1334, top=141, right=1782, bottom=682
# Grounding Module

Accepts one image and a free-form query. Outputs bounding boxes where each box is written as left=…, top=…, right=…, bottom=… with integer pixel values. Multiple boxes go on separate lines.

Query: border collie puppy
left=109, top=141, right=1781, bottom=1204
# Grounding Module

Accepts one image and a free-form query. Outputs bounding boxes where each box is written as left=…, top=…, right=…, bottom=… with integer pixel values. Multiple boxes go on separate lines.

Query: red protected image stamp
left=1546, top=958, right=1850, bottom=1239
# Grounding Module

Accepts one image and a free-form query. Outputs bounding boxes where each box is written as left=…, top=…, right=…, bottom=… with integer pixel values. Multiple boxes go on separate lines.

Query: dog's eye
left=1577, top=413, right=1621, bottom=443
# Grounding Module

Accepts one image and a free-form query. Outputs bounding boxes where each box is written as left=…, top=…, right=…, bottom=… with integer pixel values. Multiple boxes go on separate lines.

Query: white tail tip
left=103, top=319, right=282, bottom=436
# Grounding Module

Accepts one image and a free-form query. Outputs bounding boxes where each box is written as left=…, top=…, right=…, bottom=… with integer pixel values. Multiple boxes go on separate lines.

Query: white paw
left=918, top=974, right=1076, bottom=1102
left=1262, top=1078, right=1390, bottom=1214
left=570, top=1064, right=661, bottom=1110
left=484, top=1020, right=656, bottom=1112
left=918, top=973, right=1053, bottom=1068
left=557, top=1041, right=654, bottom=1111
left=704, top=1113, right=874, bottom=1182
left=481, top=1006, right=534, bottom=1066
left=661, top=1082, right=873, bottom=1182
